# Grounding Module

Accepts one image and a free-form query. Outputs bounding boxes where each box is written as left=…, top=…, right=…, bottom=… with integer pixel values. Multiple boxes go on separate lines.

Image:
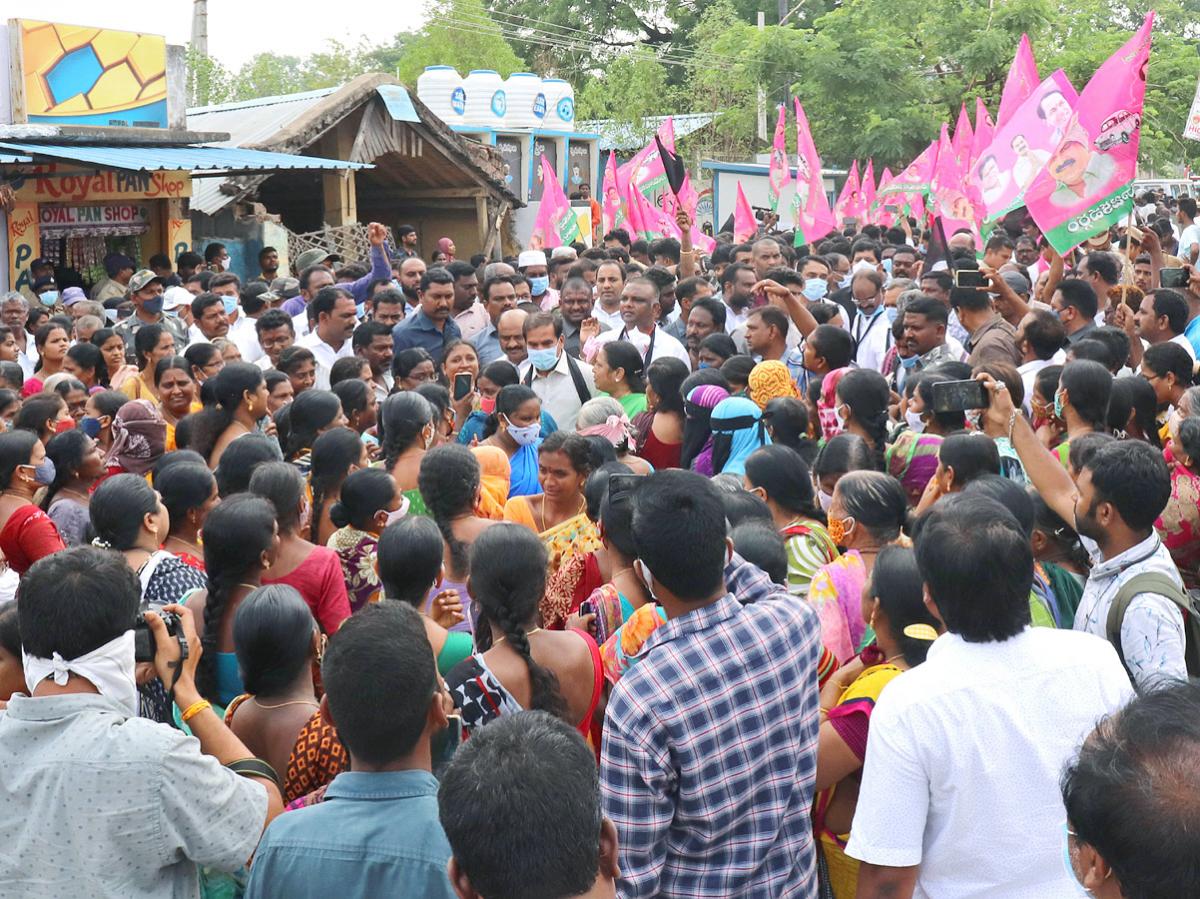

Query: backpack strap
left=564, top=353, right=592, bottom=408
left=1105, top=572, right=1195, bottom=677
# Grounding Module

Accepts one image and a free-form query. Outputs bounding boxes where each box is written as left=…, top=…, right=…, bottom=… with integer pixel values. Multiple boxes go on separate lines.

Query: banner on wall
left=39, top=203, right=148, bottom=232
left=531, top=139, right=558, bottom=201
left=13, top=168, right=190, bottom=203
left=167, top=218, right=192, bottom=262
left=567, top=142, right=593, bottom=196
left=7, top=203, right=41, bottom=294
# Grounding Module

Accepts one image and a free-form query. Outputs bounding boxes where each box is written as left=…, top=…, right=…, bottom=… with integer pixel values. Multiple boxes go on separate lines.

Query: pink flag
left=1026, top=13, right=1153, bottom=254
left=931, top=123, right=982, bottom=246
left=618, top=117, right=676, bottom=202
left=791, top=99, right=837, bottom=245
left=875, top=166, right=897, bottom=227
left=880, top=140, right=936, bottom=222
left=951, top=104, right=973, bottom=166
left=767, top=105, right=791, bottom=213
left=997, top=34, right=1039, bottom=128
left=833, top=160, right=861, bottom=226
left=969, top=98, right=995, bottom=169
left=734, top=182, right=757, bottom=243
left=530, top=155, right=581, bottom=250
left=601, top=151, right=626, bottom=234
left=971, top=70, right=1079, bottom=223
left=861, top=159, right=877, bottom=225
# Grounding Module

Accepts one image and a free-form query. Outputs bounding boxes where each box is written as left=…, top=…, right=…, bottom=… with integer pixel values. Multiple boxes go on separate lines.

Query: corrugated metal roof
left=0, top=141, right=366, bottom=174
left=187, top=87, right=340, bottom=148
left=576, top=113, right=719, bottom=151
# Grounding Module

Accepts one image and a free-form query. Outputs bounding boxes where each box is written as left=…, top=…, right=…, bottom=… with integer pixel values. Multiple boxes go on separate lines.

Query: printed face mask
left=502, top=415, right=540, bottom=446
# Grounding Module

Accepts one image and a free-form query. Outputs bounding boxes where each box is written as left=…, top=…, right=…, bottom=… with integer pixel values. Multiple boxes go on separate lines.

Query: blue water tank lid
left=424, top=65, right=456, bottom=71
left=468, top=70, right=498, bottom=75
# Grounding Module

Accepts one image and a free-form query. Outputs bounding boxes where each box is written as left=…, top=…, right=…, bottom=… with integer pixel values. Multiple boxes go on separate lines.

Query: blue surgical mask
left=528, top=347, right=560, bottom=371
left=802, top=278, right=828, bottom=301
left=142, top=296, right=164, bottom=315
left=26, top=458, right=55, bottom=486
left=104, top=309, right=119, bottom=323
left=698, top=361, right=711, bottom=369
left=164, top=308, right=179, bottom=318
left=884, top=306, right=899, bottom=323
left=882, top=258, right=893, bottom=275
left=529, top=276, right=550, bottom=296
left=79, top=417, right=102, bottom=439
left=839, top=275, right=852, bottom=289
left=502, top=415, right=541, bottom=446
left=221, top=296, right=238, bottom=316
left=899, top=353, right=920, bottom=370
left=356, top=302, right=366, bottom=319
left=37, top=291, right=59, bottom=307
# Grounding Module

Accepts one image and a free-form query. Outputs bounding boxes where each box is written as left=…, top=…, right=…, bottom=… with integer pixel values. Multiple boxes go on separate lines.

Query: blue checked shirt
left=600, top=592, right=821, bottom=898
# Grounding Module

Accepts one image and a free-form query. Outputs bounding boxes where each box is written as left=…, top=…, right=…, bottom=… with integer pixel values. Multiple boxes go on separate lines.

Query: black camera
left=134, top=607, right=183, bottom=663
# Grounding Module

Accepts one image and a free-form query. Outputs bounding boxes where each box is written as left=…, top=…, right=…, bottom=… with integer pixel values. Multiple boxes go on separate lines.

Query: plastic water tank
left=416, top=66, right=465, bottom=125
left=463, top=70, right=507, bottom=128
left=504, top=72, right=546, bottom=129
left=543, top=78, right=575, bottom=129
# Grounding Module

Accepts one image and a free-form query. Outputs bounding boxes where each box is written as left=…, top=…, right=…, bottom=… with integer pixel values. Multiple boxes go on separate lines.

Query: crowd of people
left=2, top=193, right=1200, bottom=899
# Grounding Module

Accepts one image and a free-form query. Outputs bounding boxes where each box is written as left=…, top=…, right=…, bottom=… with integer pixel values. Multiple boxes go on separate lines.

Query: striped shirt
left=600, top=594, right=821, bottom=898
left=783, top=520, right=839, bottom=598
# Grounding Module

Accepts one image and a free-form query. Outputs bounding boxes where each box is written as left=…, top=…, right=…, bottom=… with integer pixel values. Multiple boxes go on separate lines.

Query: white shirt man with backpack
left=984, top=376, right=1191, bottom=692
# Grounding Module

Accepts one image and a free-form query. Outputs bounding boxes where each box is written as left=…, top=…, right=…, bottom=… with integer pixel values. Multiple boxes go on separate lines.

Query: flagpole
left=1119, top=203, right=1136, bottom=317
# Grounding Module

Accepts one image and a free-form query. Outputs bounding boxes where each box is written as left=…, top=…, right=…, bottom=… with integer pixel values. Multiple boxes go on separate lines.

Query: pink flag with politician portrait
left=931, top=123, right=982, bottom=245
left=834, top=160, right=861, bottom=226
left=969, top=97, right=995, bottom=170
left=768, top=105, right=791, bottom=213
left=951, top=104, right=973, bottom=166
left=971, top=70, right=1078, bottom=223
left=791, top=99, right=837, bottom=246
left=997, top=34, right=1040, bottom=128
left=601, top=151, right=627, bottom=234
left=861, top=159, right=877, bottom=225
left=530, top=155, right=581, bottom=250
left=1025, top=12, right=1154, bottom=254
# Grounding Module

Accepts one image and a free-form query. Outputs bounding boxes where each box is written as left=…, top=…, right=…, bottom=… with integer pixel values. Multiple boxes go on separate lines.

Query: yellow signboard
left=7, top=203, right=41, bottom=294
left=11, top=19, right=168, bottom=128
left=167, top=218, right=193, bottom=262
left=14, top=168, right=191, bottom=203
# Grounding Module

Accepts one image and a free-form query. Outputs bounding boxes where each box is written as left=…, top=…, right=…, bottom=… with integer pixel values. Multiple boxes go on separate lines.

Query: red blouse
left=263, top=546, right=351, bottom=634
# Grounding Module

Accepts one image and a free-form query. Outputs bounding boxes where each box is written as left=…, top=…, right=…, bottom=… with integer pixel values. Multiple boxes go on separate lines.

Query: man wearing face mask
left=113, top=269, right=188, bottom=354
left=520, top=312, right=595, bottom=431
left=849, top=269, right=892, bottom=372
left=31, top=276, right=61, bottom=313
left=0, top=546, right=284, bottom=895
left=518, top=250, right=558, bottom=311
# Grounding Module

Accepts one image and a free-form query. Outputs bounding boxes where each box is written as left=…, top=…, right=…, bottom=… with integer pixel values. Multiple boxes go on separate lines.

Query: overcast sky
left=23, top=1, right=427, bottom=69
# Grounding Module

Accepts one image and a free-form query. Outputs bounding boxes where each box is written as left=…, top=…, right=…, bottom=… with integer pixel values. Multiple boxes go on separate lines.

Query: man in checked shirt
left=600, top=469, right=822, bottom=898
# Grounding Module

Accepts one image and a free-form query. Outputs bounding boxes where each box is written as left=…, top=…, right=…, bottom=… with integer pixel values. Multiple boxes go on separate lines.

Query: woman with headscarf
left=435, top=237, right=456, bottom=263
left=471, top=444, right=511, bottom=520
left=681, top=384, right=731, bottom=476
left=817, top=367, right=851, bottom=442
left=103, top=399, right=166, bottom=482
left=709, top=396, right=771, bottom=477
left=748, top=360, right=800, bottom=411
left=576, top=397, right=650, bottom=475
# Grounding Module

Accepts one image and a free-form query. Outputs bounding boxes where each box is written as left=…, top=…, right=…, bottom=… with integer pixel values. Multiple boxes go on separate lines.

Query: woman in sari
left=0, top=430, right=65, bottom=575
left=120, top=324, right=176, bottom=405
left=808, top=471, right=910, bottom=664
left=380, top=391, right=437, bottom=517
left=184, top=363, right=269, bottom=471
left=457, top=360, right=557, bottom=447
left=886, top=372, right=960, bottom=506
left=378, top=516, right=471, bottom=675
left=1030, top=489, right=1089, bottom=627
left=41, top=429, right=105, bottom=547
left=814, top=546, right=940, bottom=898
left=419, top=444, right=499, bottom=630
left=480, top=385, right=545, bottom=498
left=744, top=444, right=837, bottom=600
left=327, top=468, right=405, bottom=612
left=709, top=396, right=770, bottom=477
left=680, top=381, right=731, bottom=476
left=576, top=397, right=651, bottom=475
left=104, top=400, right=167, bottom=480
left=503, top=431, right=600, bottom=598
left=1156, top=412, right=1200, bottom=589
left=748, top=359, right=799, bottom=410
left=281, top=390, right=347, bottom=477
left=582, top=468, right=652, bottom=650
left=155, top=357, right=202, bottom=452
left=471, top=445, right=510, bottom=519
left=817, top=367, right=851, bottom=441
left=632, top=357, right=688, bottom=471
left=445, top=523, right=603, bottom=753
left=592, top=340, right=648, bottom=419
left=156, top=461, right=217, bottom=571
left=225, top=585, right=346, bottom=804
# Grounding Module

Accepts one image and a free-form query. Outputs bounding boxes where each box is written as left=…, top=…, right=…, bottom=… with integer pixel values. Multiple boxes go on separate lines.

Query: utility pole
left=191, top=0, right=208, bottom=57
left=756, top=11, right=767, bottom=142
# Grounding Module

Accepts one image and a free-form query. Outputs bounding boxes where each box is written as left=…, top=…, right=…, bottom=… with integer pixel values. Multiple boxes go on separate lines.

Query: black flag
left=654, top=133, right=687, bottom=197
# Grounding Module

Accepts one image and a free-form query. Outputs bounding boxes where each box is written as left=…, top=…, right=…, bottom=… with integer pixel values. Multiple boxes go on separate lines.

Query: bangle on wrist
left=1007, top=410, right=1019, bottom=442
left=180, top=699, right=211, bottom=723
left=227, top=757, right=282, bottom=791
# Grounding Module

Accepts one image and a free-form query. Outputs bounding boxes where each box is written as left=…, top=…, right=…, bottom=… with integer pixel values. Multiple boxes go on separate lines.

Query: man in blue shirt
left=392, top=267, right=461, bottom=366
left=245, top=603, right=457, bottom=899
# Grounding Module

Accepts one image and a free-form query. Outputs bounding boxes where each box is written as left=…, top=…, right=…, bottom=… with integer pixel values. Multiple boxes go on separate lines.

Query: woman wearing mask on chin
left=480, top=385, right=545, bottom=497
left=0, top=430, right=66, bottom=575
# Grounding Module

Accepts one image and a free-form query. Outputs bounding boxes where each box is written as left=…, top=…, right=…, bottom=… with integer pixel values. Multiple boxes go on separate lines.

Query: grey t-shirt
left=0, top=692, right=266, bottom=897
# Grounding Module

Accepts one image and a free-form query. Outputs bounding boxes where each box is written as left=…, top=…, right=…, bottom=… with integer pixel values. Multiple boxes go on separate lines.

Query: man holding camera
left=0, top=547, right=283, bottom=897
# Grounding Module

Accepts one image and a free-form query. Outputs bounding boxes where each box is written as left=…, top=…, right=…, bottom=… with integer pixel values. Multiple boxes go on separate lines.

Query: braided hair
left=835, top=368, right=890, bottom=472
left=470, top=523, right=568, bottom=720
left=417, top=444, right=480, bottom=577
left=196, top=494, right=277, bottom=703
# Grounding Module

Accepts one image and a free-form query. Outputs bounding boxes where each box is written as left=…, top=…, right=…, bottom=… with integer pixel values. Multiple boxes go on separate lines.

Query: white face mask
left=905, top=409, right=926, bottom=433
left=833, top=404, right=847, bottom=432
left=817, top=489, right=833, bottom=511
left=635, top=559, right=657, bottom=600
left=23, top=630, right=138, bottom=717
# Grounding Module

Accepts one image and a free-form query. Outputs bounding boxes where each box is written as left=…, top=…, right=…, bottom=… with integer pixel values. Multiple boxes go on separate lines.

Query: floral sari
left=885, top=430, right=943, bottom=507
left=327, top=526, right=381, bottom=612
left=1156, top=462, right=1200, bottom=589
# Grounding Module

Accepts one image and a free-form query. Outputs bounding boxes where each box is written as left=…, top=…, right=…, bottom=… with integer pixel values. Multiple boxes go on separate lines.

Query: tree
left=576, top=53, right=678, bottom=132
left=396, top=0, right=526, bottom=85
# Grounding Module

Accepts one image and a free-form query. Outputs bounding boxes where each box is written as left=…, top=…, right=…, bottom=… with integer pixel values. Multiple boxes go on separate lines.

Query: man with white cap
left=518, top=249, right=558, bottom=311
left=162, top=286, right=195, bottom=329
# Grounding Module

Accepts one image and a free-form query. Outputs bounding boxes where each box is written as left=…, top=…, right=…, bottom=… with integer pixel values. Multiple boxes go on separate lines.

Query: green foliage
left=396, top=0, right=526, bottom=84
left=576, top=53, right=678, bottom=131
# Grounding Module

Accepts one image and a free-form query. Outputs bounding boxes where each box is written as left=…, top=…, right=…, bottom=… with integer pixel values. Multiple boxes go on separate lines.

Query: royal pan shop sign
left=14, top=168, right=190, bottom=203
left=39, top=203, right=148, bottom=233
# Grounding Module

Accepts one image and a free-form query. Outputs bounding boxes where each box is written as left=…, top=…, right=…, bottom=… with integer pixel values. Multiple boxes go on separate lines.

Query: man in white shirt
left=849, top=269, right=892, bottom=372
left=719, top=263, right=757, bottom=335
left=592, top=260, right=627, bottom=330
left=1014, top=308, right=1068, bottom=413
left=1177, top=196, right=1200, bottom=264
left=519, top=312, right=595, bottom=431
left=848, top=494, right=1134, bottom=898
left=188, top=293, right=230, bottom=345
left=298, top=285, right=356, bottom=390
left=588, top=277, right=690, bottom=367
left=353, top=320, right=394, bottom=403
